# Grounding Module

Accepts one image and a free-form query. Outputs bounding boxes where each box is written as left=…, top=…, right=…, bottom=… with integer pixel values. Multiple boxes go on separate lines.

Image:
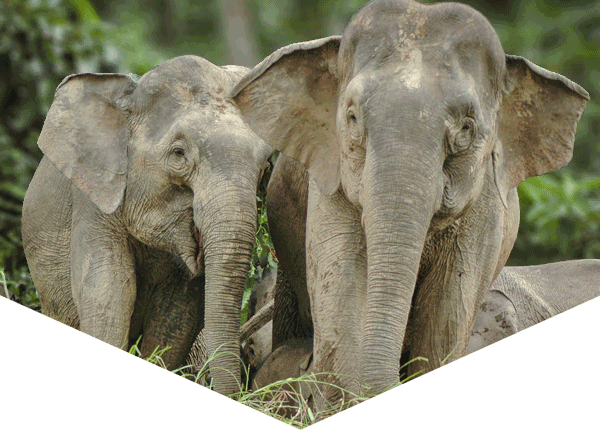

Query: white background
left=1, top=295, right=598, bottom=429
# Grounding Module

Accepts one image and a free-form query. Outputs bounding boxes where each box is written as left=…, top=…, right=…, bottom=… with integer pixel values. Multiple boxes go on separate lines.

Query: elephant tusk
left=240, top=299, right=274, bottom=344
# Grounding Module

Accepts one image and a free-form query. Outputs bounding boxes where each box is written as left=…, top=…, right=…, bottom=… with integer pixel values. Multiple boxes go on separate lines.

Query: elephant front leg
left=70, top=202, right=136, bottom=349
left=306, top=187, right=367, bottom=413
left=140, top=271, right=205, bottom=370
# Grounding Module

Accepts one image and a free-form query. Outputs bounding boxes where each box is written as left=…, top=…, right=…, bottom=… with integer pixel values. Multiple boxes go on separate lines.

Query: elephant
left=467, top=259, right=600, bottom=354
left=240, top=265, right=308, bottom=378
left=230, top=0, right=589, bottom=408
left=252, top=338, right=315, bottom=419
left=21, top=55, right=273, bottom=395
left=248, top=260, right=600, bottom=417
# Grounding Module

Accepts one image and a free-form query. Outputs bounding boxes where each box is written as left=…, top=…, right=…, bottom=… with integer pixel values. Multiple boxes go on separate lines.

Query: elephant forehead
left=342, top=0, right=505, bottom=85
left=133, top=57, right=239, bottom=110
left=393, top=47, right=423, bottom=90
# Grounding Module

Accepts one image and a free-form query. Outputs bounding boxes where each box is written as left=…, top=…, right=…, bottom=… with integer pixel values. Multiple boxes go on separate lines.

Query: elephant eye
left=453, top=117, right=476, bottom=152
left=166, top=142, right=191, bottom=176
left=347, top=108, right=362, bottom=139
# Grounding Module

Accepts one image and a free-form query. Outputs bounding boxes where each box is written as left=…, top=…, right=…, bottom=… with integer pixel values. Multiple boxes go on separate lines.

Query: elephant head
left=252, top=338, right=315, bottom=418
left=231, top=0, right=588, bottom=405
left=35, top=56, right=272, bottom=394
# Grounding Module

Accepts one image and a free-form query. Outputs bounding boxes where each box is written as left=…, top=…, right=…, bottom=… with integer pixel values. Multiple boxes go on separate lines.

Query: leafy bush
left=0, top=0, right=116, bottom=277
left=512, top=172, right=600, bottom=264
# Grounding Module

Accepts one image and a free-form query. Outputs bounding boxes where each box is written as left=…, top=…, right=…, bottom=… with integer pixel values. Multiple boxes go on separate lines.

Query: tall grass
left=130, top=342, right=425, bottom=427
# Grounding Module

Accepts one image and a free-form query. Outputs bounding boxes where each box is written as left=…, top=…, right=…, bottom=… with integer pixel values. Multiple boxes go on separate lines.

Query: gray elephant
left=231, top=0, right=589, bottom=408
left=21, top=55, right=272, bottom=395
left=467, top=259, right=600, bottom=354
left=252, top=338, right=314, bottom=418
left=250, top=260, right=600, bottom=417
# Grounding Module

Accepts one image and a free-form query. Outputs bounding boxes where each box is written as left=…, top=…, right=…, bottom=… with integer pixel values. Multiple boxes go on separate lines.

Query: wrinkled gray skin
left=231, top=0, right=588, bottom=407
left=21, top=55, right=272, bottom=395
left=252, top=260, right=600, bottom=414
left=468, top=260, right=600, bottom=354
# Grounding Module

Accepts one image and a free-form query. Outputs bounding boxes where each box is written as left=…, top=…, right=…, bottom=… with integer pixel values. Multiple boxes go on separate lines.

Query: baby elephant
left=21, top=55, right=272, bottom=395
left=252, top=338, right=315, bottom=418
left=243, top=267, right=277, bottom=375
left=467, top=259, right=600, bottom=354
left=252, top=260, right=600, bottom=403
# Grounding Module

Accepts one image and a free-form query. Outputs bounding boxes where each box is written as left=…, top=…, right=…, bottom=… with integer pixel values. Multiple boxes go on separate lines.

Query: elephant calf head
left=252, top=338, right=315, bottom=418
left=232, top=0, right=589, bottom=405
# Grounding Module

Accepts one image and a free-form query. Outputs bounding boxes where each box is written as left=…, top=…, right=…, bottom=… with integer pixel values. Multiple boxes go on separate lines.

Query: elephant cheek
left=340, top=153, right=364, bottom=206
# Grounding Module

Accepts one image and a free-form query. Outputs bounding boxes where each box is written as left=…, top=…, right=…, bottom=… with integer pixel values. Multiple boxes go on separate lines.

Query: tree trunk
left=217, top=0, right=260, bottom=68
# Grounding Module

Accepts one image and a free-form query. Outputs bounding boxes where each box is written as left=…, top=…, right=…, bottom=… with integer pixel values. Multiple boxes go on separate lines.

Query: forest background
left=1, top=0, right=599, bottom=309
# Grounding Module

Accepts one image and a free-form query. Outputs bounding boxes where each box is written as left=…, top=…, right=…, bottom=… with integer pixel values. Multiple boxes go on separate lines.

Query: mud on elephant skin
left=21, top=55, right=273, bottom=395
left=231, top=0, right=589, bottom=407
left=468, top=259, right=600, bottom=354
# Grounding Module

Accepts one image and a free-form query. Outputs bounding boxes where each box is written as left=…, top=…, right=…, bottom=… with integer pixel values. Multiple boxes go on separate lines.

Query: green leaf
left=67, top=0, right=99, bottom=22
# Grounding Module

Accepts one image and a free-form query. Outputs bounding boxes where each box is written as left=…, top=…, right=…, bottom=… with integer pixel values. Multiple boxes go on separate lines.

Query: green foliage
left=67, top=0, right=99, bottom=22
left=512, top=172, right=600, bottom=264
left=0, top=267, right=39, bottom=310
left=0, top=0, right=115, bottom=284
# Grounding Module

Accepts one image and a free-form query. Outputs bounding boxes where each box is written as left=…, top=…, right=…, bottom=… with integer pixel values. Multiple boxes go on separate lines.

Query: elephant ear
left=231, top=36, right=341, bottom=195
left=494, top=55, right=589, bottom=204
left=37, top=73, right=136, bottom=214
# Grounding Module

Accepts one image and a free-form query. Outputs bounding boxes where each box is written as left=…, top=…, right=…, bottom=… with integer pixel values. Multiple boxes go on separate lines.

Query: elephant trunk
left=359, top=133, right=442, bottom=395
left=196, top=184, right=257, bottom=395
